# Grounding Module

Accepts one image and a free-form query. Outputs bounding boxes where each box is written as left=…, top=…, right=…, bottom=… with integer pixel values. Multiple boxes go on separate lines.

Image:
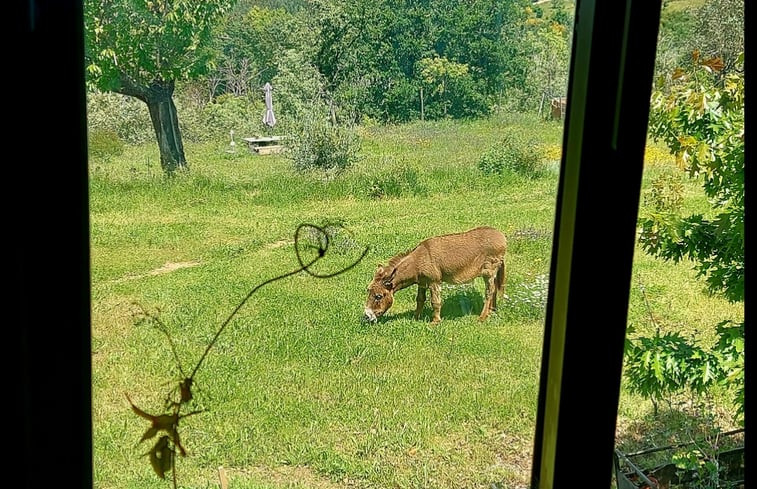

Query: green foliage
left=366, top=166, right=428, bottom=199
left=672, top=449, right=721, bottom=489
left=624, top=329, right=722, bottom=407
left=380, top=77, right=422, bottom=123
left=643, top=56, right=744, bottom=302
left=286, top=115, right=361, bottom=176
left=643, top=170, right=684, bottom=213
left=505, top=6, right=571, bottom=112
left=713, top=321, right=744, bottom=420
left=478, top=130, right=544, bottom=178
left=85, top=0, right=234, bottom=91
left=208, top=4, right=314, bottom=99
left=690, top=0, right=744, bottom=75
left=86, top=92, right=154, bottom=144
left=548, top=0, right=573, bottom=27
left=628, top=55, right=744, bottom=421
left=201, top=94, right=265, bottom=142
left=655, top=0, right=744, bottom=87
left=88, top=130, right=125, bottom=162
left=311, top=0, right=529, bottom=122
left=270, top=50, right=328, bottom=132
left=417, top=56, right=488, bottom=119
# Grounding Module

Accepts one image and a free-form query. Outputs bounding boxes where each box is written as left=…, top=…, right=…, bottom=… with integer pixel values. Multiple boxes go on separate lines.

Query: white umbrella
left=262, top=82, right=276, bottom=128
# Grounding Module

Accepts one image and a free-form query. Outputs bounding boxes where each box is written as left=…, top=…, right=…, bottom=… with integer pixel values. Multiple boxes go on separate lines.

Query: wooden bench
left=242, top=136, right=285, bottom=155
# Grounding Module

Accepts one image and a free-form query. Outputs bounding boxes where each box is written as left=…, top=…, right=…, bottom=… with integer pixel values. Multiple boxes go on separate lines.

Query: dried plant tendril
left=127, top=223, right=369, bottom=486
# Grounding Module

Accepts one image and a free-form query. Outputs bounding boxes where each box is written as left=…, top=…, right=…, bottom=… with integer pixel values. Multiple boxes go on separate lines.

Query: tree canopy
left=85, top=0, right=234, bottom=173
left=85, top=0, right=232, bottom=91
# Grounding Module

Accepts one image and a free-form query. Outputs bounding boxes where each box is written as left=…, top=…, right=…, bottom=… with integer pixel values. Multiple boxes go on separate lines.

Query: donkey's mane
left=387, top=249, right=413, bottom=268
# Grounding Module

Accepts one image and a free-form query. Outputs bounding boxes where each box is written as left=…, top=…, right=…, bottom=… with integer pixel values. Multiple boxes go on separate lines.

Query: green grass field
left=90, top=112, right=742, bottom=488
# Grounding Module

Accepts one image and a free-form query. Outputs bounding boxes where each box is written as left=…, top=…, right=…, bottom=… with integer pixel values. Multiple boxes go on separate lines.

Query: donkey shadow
left=381, top=288, right=486, bottom=323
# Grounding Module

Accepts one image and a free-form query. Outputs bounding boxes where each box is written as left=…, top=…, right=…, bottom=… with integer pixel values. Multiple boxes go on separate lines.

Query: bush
left=287, top=115, right=361, bottom=177
left=271, top=50, right=328, bottom=133
left=366, top=166, right=428, bottom=199
left=478, top=130, right=545, bottom=178
left=86, top=91, right=153, bottom=144
left=643, top=170, right=684, bottom=213
left=88, top=130, right=125, bottom=161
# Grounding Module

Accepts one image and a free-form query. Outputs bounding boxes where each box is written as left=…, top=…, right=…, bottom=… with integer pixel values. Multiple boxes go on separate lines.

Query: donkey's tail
left=495, top=259, right=506, bottom=298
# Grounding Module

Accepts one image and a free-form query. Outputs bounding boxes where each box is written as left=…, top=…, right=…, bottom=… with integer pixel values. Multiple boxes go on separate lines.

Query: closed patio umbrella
left=262, top=82, right=276, bottom=128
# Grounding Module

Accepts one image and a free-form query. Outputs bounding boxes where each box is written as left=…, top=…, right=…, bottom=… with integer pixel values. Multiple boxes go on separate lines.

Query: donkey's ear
left=387, top=268, right=397, bottom=281
left=382, top=268, right=397, bottom=289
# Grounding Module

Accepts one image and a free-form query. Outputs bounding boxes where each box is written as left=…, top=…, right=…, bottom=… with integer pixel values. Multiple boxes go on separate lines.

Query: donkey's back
left=415, top=226, right=507, bottom=283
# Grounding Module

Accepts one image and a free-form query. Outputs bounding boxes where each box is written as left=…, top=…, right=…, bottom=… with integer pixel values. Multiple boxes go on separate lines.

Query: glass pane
left=86, top=0, right=573, bottom=487
left=614, top=0, right=744, bottom=487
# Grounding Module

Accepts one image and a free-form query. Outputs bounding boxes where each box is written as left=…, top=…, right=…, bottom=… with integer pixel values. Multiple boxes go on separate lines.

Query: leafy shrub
left=271, top=50, right=328, bottom=133
left=367, top=166, right=428, bottom=199
left=643, top=170, right=684, bottom=213
left=88, top=130, right=125, bottom=161
left=478, top=130, right=545, bottom=178
left=381, top=77, right=421, bottom=123
left=86, top=91, right=153, bottom=144
left=287, top=115, right=361, bottom=177
left=623, top=329, right=723, bottom=413
left=177, top=93, right=266, bottom=143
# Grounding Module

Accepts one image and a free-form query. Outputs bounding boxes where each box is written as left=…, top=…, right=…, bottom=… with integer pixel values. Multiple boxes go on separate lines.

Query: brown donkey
left=363, top=227, right=507, bottom=324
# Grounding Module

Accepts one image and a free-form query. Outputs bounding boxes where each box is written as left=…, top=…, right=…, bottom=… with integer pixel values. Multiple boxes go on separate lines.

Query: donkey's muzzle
left=363, top=308, right=378, bottom=323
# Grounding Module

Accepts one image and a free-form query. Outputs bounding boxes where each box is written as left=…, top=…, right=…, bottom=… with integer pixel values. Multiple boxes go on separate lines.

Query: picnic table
left=242, top=136, right=285, bottom=155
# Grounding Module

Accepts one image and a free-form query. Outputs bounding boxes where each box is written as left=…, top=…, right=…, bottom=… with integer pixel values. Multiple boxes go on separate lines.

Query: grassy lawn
left=90, top=112, right=742, bottom=488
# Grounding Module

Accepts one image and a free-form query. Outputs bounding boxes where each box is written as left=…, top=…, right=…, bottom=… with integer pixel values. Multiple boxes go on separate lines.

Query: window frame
left=530, top=0, right=663, bottom=486
left=17, top=0, right=741, bottom=487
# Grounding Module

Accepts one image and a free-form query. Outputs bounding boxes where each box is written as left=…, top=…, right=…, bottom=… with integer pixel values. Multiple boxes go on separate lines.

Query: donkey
left=363, top=226, right=507, bottom=324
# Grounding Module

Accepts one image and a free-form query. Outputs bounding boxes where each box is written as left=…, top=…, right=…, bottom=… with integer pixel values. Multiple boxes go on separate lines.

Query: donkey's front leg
left=414, top=286, right=427, bottom=320
left=429, top=283, right=442, bottom=324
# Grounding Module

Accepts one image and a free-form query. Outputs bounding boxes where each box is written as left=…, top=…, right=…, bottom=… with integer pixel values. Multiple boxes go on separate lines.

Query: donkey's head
left=363, top=265, right=397, bottom=322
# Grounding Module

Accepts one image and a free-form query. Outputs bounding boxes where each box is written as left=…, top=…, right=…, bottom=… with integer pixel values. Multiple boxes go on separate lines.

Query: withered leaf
left=127, top=394, right=180, bottom=442
left=179, top=378, right=194, bottom=404
left=127, top=394, right=155, bottom=421
left=701, top=56, right=724, bottom=72
left=147, top=436, right=174, bottom=479
left=140, top=427, right=159, bottom=443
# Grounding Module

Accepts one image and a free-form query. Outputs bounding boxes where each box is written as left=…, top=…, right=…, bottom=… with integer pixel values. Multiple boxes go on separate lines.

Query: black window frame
left=13, top=1, right=748, bottom=488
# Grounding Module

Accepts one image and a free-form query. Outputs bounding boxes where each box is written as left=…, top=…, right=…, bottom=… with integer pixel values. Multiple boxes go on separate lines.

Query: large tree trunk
left=117, top=76, right=187, bottom=174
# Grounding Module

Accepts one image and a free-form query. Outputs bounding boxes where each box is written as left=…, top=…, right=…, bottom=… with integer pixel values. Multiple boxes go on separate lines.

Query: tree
left=526, top=21, right=571, bottom=114
left=627, top=52, right=744, bottom=420
left=85, top=0, right=234, bottom=174
left=310, top=0, right=529, bottom=122
left=417, top=56, right=474, bottom=118
left=690, top=0, right=744, bottom=76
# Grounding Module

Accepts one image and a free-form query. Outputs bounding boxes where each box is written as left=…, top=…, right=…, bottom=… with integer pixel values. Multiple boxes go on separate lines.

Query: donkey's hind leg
left=429, top=283, right=442, bottom=324
left=479, top=271, right=497, bottom=321
left=491, top=258, right=506, bottom=312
